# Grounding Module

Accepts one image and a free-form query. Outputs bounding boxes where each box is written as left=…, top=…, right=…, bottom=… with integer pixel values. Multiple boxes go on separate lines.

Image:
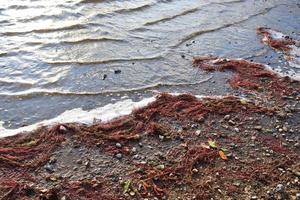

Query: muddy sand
left=0, top=28, right=299, bottom=200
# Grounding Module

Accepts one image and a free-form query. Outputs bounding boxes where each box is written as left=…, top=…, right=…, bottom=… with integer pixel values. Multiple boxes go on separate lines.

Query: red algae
left=193, top=56, right=300, bottom=96
left=257, top=27, right=296, bottom=52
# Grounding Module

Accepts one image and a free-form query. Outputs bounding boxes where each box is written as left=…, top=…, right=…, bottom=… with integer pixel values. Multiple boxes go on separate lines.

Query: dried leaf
left=208, top=139, right=217, bottom=148
left=219, top=150, right=228, bottom=160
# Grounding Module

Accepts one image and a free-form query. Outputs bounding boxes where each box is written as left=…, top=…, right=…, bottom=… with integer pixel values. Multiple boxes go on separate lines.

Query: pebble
left=116, top=153, right=122, bottom=159
left=294, top=143, right=300, bottom=147
left=296, top=193, right=300, bottom=200
left=131, top=147, right=137, bottom=153
left=59, top=125, right=67, bottom=132
left=224, top=115, right=230, bottom=120
left=116, top=143, right=122, bottom=148
left=195, top=130, right=201, bottom=136
left=44, top=164, right=55, bottom=173
left=234, top=128, right=240, bottom=132
left=250, top=196, right=258, bottom=200
left=138, top=142, right=143, bottom=147
left=192, top=168, right=198, bottom=173
left=129, top=191, right=135, bottom=196
left=159, top=135, right=164, bottom=140
left=132, top=155, right=140, bottom=160
left=254, top=126, right=262, bottom=131
left=282, top=126, right=288, bottom=132
left=275, top=183, right=285, bottom=193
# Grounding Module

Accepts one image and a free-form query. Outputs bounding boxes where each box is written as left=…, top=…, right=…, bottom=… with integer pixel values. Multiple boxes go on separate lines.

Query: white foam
left=0, top=96, right=156, bottom=138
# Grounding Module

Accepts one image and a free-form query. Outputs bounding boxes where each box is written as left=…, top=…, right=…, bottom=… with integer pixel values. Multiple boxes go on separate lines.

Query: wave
left=45, top=55, right=164, bottom=65
left=61, top=37, right=124, bottom=44
left=0, top=96, right=156, bottom=138
left=0, top=93, right=245, bottom=138
left=0, top=77, right=38, bottom=85
left=0, top=76, right=212, bottom=98
left=173, top=5, right=280, bottom=47
left=144, top=8, right=199, bottom=26
left=2, top=24, right=85, bottom=36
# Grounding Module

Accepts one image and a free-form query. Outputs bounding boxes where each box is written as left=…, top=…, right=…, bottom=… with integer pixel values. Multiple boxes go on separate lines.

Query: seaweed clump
left=193, top=56, right=300, bottom=97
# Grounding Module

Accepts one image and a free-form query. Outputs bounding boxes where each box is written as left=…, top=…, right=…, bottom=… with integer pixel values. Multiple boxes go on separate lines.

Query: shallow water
left=0, top=0, right=299, bottom=130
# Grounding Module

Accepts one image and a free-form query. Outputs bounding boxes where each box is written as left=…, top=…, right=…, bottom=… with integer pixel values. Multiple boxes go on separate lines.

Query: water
left=0, top=0, right=299, bottom=130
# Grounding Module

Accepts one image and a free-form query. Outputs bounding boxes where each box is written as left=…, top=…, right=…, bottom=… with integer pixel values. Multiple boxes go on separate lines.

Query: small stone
left=254, top=126, right=262, bottom=131
left=294, top=143, right=300, bottom=147
left=157, top=164, right=165, bottom=170
left=131, top=147, right=137, bottom=153
left=116, top=153, right=122, bottom=159
left=224, top=115, right=230, bottom=120
left=250, top=196, right=258, bottom=200
left=192, top=168, right=198, bottom=173
left=76, top=159, right=83, bottom=164
left=44, top=164, right=55, bottom=173
left=195, top=130, right=201, bottom=136
left=275, top=183, right=285, bottom=193
left=296, top=193, right=300, bottom=200
left=282, top=126, right=288, bottom=132
left=234, top=128, right=240, bottom=132
left=132, top=155, right=140, bottom=160
left=159, top=135, right=164, bottom=140
left=59, top=125, right=67, bottom=132
left=129, top=191, right=135, bottom=196
left=138, top=142, right=143, bottom=147
left=116, top=143, right=122, bottom=148
left=279, top=128, right=283, bottom=132
left=191, top=124, right=197, bottom=128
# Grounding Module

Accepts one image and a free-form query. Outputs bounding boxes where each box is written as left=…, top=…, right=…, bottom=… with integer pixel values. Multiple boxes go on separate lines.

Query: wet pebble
left=159, top=135, right=164, bottom=140
left=44, top=164, right=55, bottom=173
left=116, top=143, right=122, bottom=148
left=275, top=183, right=285, bottom=193
left=116, top=153, right=122, bottom=159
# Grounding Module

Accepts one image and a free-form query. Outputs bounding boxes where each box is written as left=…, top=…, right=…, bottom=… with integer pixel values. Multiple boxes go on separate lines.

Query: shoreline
left=0, top=28, right=300, bottom=199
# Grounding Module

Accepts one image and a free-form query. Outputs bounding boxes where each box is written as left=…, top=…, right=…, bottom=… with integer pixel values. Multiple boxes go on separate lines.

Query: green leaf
left=123, top=180, right=131, bottom=194
left=220, top=147, right=228, bottom=152
left=208, top=139, right=217, bottom=148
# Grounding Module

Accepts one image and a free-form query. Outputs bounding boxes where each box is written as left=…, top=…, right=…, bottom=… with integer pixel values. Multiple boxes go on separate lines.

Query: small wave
left=144, top=8, right=198, bottom=26
left=173, top=5, right=279, bottom=47
left=2, top=24, right=85, bottom=36
left=0, top=96, right=157, bottom=138
left=114, top=3, right=152, bottom=14
left=0, top=93, right=244, bottom=138
left=61, top=37, right=124, bottom=45
left=0, top=76, right=212, bottom=98
left=46, top=55, right=163, bottom=65
left=0, top=77, right=38, bottom=85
